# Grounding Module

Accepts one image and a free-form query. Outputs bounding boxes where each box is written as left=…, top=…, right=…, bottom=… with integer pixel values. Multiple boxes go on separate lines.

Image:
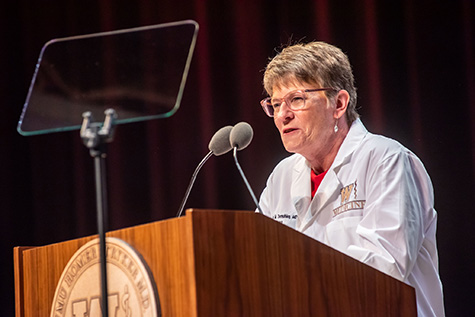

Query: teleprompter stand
left=15, top=20, right=199, bottom=316
left=80, top=109, right=117, bottom=316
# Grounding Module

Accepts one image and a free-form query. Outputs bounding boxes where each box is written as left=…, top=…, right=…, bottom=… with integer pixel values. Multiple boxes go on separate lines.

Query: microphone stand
left=80, top=109, right=117, bottom=317
left=232, top=147, right=263, bottom=214
left=176, top=151, right=213, bottom=218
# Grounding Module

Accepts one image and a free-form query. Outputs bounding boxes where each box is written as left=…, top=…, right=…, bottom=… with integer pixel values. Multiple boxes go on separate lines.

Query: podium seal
left=50, top=237, right=160, bottom=317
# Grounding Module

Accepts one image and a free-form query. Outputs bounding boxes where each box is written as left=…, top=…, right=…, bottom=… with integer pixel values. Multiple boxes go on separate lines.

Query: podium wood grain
left=14, top=209, right=416, bottom=316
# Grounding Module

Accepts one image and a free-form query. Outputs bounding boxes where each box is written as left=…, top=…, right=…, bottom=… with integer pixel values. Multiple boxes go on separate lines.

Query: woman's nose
left=274, top=102, right=294, bottom=123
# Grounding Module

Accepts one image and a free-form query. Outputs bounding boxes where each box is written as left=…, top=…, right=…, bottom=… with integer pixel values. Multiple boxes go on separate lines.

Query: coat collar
left=291, top=119, right=368, bottom=230
left=331, top=118, right=368, bottom=172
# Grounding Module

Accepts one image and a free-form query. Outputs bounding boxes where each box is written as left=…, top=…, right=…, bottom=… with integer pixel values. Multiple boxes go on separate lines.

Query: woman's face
left=272, top=81, right=339, bottom=162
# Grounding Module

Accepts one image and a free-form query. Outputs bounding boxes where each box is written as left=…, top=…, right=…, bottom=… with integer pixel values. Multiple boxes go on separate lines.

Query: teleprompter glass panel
left=18, top=20, right=198, bottom=135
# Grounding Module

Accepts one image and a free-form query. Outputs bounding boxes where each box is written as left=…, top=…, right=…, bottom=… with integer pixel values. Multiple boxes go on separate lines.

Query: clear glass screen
left=18, top=20, right=199, bottom=135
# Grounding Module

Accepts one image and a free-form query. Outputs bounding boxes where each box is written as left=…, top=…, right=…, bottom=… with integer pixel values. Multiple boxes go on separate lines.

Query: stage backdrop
left=1, top=0, right=473, bottom=315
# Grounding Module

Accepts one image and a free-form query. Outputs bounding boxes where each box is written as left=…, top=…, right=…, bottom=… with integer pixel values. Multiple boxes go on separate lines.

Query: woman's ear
left=334, top=89, right=350, bottom=119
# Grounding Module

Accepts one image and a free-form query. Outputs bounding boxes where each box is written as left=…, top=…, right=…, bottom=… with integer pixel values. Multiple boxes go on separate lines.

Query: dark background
left=1, top=0, right=474, bottom=315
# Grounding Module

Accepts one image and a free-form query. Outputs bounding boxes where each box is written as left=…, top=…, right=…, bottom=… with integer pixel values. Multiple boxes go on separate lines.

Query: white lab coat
left=259, top=119, right=445, bottom=317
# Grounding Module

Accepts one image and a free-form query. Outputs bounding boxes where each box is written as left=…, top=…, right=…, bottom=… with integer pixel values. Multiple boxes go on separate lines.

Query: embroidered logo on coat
left=340, top=183, right=355, bottom=203
left=333, top=180, right=365, bottom=216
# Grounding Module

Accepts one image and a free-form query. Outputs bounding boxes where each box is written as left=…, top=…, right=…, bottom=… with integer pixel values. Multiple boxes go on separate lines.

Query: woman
left=258, top=41, right=444, bottom=316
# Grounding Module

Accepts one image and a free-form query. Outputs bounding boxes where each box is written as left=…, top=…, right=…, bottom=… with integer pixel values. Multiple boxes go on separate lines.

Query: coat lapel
left=291, top=158, right=311, bottom=210
left=299, top=119, right=368, bottom=232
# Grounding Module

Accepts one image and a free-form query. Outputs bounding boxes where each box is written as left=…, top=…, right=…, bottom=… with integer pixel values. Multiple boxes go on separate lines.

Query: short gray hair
left=263, top=41, right=359, bottom=124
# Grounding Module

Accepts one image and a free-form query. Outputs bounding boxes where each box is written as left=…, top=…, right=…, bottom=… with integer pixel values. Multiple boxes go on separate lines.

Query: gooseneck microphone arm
left=229, top=122, right=263, bottom=214
left=176, top=151, right=213, bottom=217
left=177, top=122, right=263, bottom=217
left=176, top=125, right=234, bottom=218
left=232, top=146, right=263, bottom=214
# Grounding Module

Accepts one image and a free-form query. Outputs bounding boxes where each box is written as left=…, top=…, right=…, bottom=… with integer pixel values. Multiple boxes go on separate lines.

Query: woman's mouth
left=283, top=128, right=298, bottom=134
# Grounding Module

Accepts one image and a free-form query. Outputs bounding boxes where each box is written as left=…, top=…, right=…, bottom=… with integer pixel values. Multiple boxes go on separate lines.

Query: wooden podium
left=14, top=209, right=416, bottom=316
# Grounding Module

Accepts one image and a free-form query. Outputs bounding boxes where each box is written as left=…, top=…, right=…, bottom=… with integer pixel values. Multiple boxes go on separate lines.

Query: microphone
left=229, top=122, right=263, bottom=214
left=176, top=125, right=233, bottom=217
left=230, top=121, right=253, bottom=150
left=209, top=125, right=234, bottom=155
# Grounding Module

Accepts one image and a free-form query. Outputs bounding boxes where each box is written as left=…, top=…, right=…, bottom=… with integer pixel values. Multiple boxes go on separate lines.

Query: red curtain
left=1, top=0, right=473, bottom=315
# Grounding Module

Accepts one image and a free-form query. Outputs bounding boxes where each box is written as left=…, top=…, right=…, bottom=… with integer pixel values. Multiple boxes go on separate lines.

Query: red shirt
left=311, top=169, right=327, bottom=199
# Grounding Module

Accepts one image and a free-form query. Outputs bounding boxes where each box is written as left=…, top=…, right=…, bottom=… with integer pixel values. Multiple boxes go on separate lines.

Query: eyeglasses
left=260, top=88, right=336, bottom=117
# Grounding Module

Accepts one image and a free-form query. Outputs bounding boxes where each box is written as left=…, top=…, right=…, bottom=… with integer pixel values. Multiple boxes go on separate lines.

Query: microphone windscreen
left=230, top=122, right=253, bottom=150
left=208, top=125, right=233, bottom=156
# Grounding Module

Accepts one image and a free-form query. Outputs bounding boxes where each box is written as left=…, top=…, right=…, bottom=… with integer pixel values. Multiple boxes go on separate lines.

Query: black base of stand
left=80, top=109, right=117, bottom=317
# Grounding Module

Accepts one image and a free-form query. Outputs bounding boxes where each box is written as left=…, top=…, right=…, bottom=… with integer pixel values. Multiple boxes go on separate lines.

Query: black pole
left=80, top=109, right=117, bottom=317
left=93, top=148, right=109, bottom=317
